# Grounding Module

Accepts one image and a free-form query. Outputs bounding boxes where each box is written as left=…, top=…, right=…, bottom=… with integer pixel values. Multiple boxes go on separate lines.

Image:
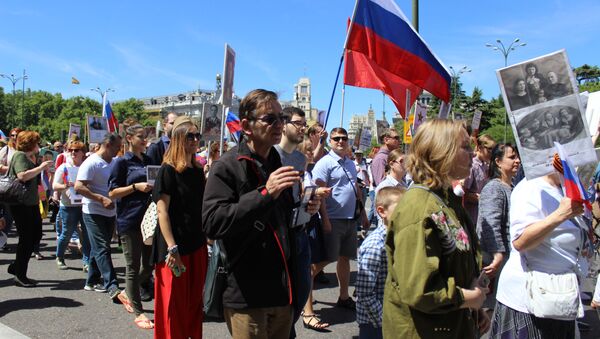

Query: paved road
left=0, top=219, right=599, bottom=338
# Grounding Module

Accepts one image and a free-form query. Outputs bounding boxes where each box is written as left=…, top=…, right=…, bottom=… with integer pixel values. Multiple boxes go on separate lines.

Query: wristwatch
left=167, top=245, right=179, bottom=255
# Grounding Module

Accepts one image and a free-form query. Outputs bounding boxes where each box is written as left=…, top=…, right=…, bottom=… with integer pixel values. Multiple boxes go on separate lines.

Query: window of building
left=300, top=86, right=308, bottom=94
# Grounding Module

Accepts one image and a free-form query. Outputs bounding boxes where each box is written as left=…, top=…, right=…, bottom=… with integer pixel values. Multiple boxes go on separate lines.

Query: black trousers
left=9, top=204, right=42, bottom=279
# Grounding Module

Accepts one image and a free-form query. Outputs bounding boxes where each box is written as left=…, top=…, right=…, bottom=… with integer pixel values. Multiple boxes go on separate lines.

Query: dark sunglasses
left=10, top=134, right=17, bottom=137
left=331, top=136, right=348, bottom=142
left=388, top=135, right=400, bottom=141
left=186, top=132, right=201, bottom=141
left=252, top=113, right=285, bottom=126
left=69, top=149, right=82, bottom=153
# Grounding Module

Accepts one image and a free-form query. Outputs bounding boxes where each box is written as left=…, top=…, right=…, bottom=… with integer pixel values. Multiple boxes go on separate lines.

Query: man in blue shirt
left=147, top=112, right=178, bottom=165
left=312, top=127, right=369, bottom=310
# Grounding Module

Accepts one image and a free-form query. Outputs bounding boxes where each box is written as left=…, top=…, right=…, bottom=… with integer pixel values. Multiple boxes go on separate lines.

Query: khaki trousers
left=224, top=305, right=293, bottom=339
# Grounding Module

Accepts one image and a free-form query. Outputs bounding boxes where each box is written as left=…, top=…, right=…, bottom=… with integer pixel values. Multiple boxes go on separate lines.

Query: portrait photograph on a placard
left=202, top=103, right=222, bottom=141
left=498, top=50, right=575, bottom=112
left=87, top=115, right=109, bottom=143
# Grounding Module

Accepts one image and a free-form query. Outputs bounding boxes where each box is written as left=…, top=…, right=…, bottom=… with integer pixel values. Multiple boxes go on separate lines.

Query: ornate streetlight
left=0, top=71, right=28, bottom=126
left=449, top=66, right=471, bottom=120
left=486, top=38, right=527, bottom=142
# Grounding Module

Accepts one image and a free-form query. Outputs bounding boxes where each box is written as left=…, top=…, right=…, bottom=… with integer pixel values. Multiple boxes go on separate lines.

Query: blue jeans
left=359, top=324, right=383, bottom=339
left=56, top=206, right=90, bottom=265
left=83, top=213, right=118, bottom=290
left=367, top=190, right=376, bottom=225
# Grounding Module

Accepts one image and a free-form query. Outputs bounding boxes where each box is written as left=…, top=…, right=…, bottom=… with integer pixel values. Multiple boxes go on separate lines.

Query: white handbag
left=524, top=270, right=583, bottom=320
left=140, top=201, right=158, bottom=245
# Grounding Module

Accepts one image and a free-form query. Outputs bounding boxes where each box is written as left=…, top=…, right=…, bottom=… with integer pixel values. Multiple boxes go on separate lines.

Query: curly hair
left=407, top=119, right=467, bottom=190
left=16, top=131, right=41, bottom=152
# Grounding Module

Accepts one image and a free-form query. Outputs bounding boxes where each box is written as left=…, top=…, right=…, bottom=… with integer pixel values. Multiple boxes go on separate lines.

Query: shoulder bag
left=0, top=158, right=28, bottom=205
left=140, top=201, right=157, bottom=246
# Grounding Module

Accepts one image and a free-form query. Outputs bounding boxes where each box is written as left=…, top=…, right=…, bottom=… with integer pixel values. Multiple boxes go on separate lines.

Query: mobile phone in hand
left=477, top=270, right=490, bottom=288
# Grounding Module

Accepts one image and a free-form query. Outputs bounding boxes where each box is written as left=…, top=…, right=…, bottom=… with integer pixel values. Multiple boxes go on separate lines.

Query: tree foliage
left=574, top=64, right=600, bottom=84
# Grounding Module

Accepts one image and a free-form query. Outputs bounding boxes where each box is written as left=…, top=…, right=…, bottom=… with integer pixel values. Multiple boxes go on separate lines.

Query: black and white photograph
left=86, top=115, right=109, bottom=143
left=202, top=103, right=222, bottom=141
left=146, top=165, right=161, bottom=186
left=498, top=50, right=575, bottom=112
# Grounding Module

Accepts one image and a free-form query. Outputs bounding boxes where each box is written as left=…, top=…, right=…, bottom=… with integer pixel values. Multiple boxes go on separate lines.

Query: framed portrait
left=201, top=103, right=222, bottom=141
left=86, top=115, right=109, bottom=143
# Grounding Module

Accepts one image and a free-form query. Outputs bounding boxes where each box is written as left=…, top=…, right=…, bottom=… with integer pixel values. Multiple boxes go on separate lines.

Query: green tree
left=574, top=64, right=600, bottom=84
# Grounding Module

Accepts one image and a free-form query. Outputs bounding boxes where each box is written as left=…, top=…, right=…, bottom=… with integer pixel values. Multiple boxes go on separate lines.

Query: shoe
left=82, top=264, right=89, bottom=273
left=314, top=271, right=329, bottom=284
left=134, top=315, right=154, bottom=330
left=83, top=284, right=106, bottom=293
left=56, top=258, right=68, bottom=270
left=14, top=276, right=37, bottom=288
left=117, top=291, right=134, bottom=313
left=591, top=300, right=600, bottom=309
left=83, top=284, right=94, bottom=291
left=34, top=252, right=44, bottom=260
left=336, top=297, right=356, bottom=310
left=108, top=286, right=121, bottom=300
left=140, top=286, right=153, bottom=302
left=302, top=314, right=330, bottom=332
left=7, top=263, right=15, bottom=276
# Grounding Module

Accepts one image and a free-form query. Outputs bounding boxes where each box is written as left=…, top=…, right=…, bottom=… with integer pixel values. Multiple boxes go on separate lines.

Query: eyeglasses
left=387, top=135, right=400, bottom=141
left=331, top=136, right=349, bottom=142
left=252, top=113, right=285, bottom=126
left=186, top=132, right=201, bottom=141
left=10, top=134, right=17, bottom=137
left=287, top=120, right=308, bottom=129
left=69, top=149, right=82, bottom=153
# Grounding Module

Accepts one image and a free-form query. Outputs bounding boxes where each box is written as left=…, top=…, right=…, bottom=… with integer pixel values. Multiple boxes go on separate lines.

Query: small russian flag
left=553, top=142, right=592, bottom=211
left=226, top=111, right=242, bottom=143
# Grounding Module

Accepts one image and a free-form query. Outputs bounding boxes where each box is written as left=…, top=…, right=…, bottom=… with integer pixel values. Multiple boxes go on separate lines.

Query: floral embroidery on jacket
left=430, top=210, right=470, bottom=253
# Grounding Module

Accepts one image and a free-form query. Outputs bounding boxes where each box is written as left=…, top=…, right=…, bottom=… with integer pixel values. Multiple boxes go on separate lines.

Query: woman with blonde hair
left=152, top=116, right=208, bottom=338
left=7, top=131, right=53, bottom=287
left=383, top=119, right=489, bottom=338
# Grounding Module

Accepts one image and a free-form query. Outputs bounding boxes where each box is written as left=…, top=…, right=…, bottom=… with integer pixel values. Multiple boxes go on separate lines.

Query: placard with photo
left=87, top=115, right=109, bottom=143
left=146, top=165, right=161, bottom=186
left=201, top=103, right=222, bottom=141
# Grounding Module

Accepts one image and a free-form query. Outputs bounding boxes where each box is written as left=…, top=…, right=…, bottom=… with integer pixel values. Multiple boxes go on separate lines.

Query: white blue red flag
left=102, top=98, right=118, bottom=133
left=226, top=111, right=241, bottom=143
left=344, top=0, right=451, bottom=117
left=554, top=142, right=593, bottom=211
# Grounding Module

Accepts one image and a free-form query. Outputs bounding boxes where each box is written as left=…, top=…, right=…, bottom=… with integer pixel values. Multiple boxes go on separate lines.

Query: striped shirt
left=356, top=224, right=387, bottom=327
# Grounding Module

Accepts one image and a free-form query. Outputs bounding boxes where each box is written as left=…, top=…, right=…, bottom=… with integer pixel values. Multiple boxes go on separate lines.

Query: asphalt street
left=0, top=218, right=598, bottom=338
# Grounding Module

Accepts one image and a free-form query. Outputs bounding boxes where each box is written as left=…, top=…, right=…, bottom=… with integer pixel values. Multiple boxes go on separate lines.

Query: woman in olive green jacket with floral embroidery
left=383, top=119, right=490, bottom=339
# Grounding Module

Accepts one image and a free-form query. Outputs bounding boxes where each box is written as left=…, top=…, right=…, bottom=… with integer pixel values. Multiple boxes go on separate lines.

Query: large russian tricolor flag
left=102, top=98, right=118, bottom=133
left=554, top=142, right=593, bottom=211
left=344, top=0, right=451, bottom=116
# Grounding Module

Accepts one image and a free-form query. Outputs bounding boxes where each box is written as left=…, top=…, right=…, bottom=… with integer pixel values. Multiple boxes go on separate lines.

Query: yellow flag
left=71, top=77, right=80, bottom=85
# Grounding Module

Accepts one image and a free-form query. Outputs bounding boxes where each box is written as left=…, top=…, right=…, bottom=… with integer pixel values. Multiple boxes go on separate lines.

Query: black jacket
left=146, top=137, right=167, bottom=166
left=202, top=140, right=296, bottom=309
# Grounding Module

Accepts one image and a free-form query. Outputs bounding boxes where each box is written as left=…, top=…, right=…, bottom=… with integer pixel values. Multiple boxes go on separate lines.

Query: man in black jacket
left=146, top=112, right=178, bottom=165
left=203, top=89, right=320, bottom=338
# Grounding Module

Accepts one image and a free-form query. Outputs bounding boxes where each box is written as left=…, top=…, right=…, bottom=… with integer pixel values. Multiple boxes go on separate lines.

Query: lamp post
left=449, top=66, right=471, bottom=120
left=486, top=38, right=527, bottom=142
left=0, top=72, right=28, bottom=126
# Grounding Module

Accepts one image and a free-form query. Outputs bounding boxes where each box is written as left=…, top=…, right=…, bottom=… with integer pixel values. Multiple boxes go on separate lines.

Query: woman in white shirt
left=491, top=173, right=584, bottom=338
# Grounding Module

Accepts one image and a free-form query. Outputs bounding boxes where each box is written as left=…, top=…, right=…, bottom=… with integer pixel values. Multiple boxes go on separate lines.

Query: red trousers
left=154, top=245, right=208, bottom=339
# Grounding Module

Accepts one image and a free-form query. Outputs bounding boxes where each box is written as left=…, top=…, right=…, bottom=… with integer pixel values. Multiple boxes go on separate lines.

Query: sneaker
left=83, top=283, right=106, bottom=292
left=56, top=258, right=68, bottom=270
left=336, top=297, right=356, bottom=310
left=82, top=264, right=89, bottom=273
left=108, top=286, right=121, bottom=300
left=83, top=284, right=94, bottom=291
left=7, top=263, right=15, bottom=276
left=14, top=276, right=37, bottom=288
left=33, top=252, right=44, bottom=260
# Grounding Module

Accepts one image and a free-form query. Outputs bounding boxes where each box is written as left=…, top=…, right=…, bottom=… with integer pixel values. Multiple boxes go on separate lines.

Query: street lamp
left=449, top=66, right=471, bottom=120
left=0, top=71, right=28, bottom=127
left=486, top=38, right=527, bottom=142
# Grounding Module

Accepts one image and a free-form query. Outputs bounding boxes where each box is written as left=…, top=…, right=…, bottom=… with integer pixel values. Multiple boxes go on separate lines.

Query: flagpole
left=340, top=85, right=346, bottom=126
left=323, top=0, right=360, bottom=130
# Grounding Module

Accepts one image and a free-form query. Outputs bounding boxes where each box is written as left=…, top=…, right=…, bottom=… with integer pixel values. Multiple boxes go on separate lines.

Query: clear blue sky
left=1, top=0, right=598, bottom=130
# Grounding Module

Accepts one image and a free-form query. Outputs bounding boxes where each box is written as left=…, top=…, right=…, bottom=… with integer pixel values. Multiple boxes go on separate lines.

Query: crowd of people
left=0, top=87, right=599, bottom=339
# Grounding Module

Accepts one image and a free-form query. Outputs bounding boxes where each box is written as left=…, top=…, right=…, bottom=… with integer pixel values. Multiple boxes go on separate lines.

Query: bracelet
left=132, top=183, right=137, bottom=191
left=167, top=245, right=179, bottom=255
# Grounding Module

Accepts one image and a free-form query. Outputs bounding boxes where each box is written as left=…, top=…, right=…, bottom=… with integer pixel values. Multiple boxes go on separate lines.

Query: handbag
left=0, top=159, right=28, bottom=205
left=523, top=221, right=585, bottom=320
left=140, top=201, right=157, bottom=246
left=203, top=240, right=228, bottom=320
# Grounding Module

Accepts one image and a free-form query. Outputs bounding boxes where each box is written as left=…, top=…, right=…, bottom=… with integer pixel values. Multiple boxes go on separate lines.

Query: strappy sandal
left=302, top=314, right=330, bottom=332
left=117, top=291, right=134, bottom=313
left=134, top=315, right=154, bottom=330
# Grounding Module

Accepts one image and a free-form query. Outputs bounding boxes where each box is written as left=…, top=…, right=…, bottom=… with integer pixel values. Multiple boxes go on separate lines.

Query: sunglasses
left=331, top=136, right=348, bottom=142
left=69, top=149, right=82, bottom=153
left=388, top=135, right=400, bottom=141
left=252, top=113, right=285, bottom=126
left=186, top=132, right=201, bottom=141
left=10, top=134, right=17, bottom=137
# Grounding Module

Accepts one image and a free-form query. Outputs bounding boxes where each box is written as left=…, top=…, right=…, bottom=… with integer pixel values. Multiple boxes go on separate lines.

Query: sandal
left=117, top=291, right=134, bottom=313
left=302, top=314, right=330, bottom=332
left=336, top=297, right=356, bottom=310
left=591, top=300, right=600, bottom=309
left=134, top=315, right=154, bottom=329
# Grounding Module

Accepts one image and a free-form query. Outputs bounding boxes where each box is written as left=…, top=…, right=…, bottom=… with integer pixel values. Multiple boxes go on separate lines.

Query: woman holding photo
left=108, top=124, right=154, bottom=329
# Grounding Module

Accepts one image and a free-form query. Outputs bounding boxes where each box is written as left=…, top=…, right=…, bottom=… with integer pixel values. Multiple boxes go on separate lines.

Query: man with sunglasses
left=371, top=129, right=401, bottom=188
left=203, top=89, right=321, bottom=338
left=147, top=112, right=178, bottom=165
left=312, top=127, right=370, bottom=311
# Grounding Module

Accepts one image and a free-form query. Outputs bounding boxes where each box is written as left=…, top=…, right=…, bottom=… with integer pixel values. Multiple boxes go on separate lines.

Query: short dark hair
left=239, top=89, right=279, bottom=120
left=101, top=132, right=122, bottom=146
left=282, top=106, right=305, bottom=121
left=330, top=127, right=347, bottom=136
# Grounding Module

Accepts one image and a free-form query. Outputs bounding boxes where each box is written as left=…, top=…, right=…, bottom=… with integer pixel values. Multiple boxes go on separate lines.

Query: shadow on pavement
left=0, top=296, right=83, bottom=317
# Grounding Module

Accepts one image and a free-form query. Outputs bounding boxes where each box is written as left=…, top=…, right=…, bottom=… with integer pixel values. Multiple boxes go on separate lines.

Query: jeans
left=367, top=190, right=376, bottom=226
left=290, top=229, right=312, bottom=338
left=83, top=213, right=118, bottom=290
left=9, top=204, right=42, bottom=279
left=120, top=229, right=153, bottom=315
left=56, top=206, right=90, bottom=265
left=359, top=324, right=383, bottom=339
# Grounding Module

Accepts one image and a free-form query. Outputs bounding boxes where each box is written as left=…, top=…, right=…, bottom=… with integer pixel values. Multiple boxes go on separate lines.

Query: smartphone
left=477, top=270, right=490, bottom=288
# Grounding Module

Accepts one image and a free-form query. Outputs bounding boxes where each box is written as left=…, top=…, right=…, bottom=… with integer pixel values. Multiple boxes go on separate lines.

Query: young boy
left=356, top=186, right=405, bottom=339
